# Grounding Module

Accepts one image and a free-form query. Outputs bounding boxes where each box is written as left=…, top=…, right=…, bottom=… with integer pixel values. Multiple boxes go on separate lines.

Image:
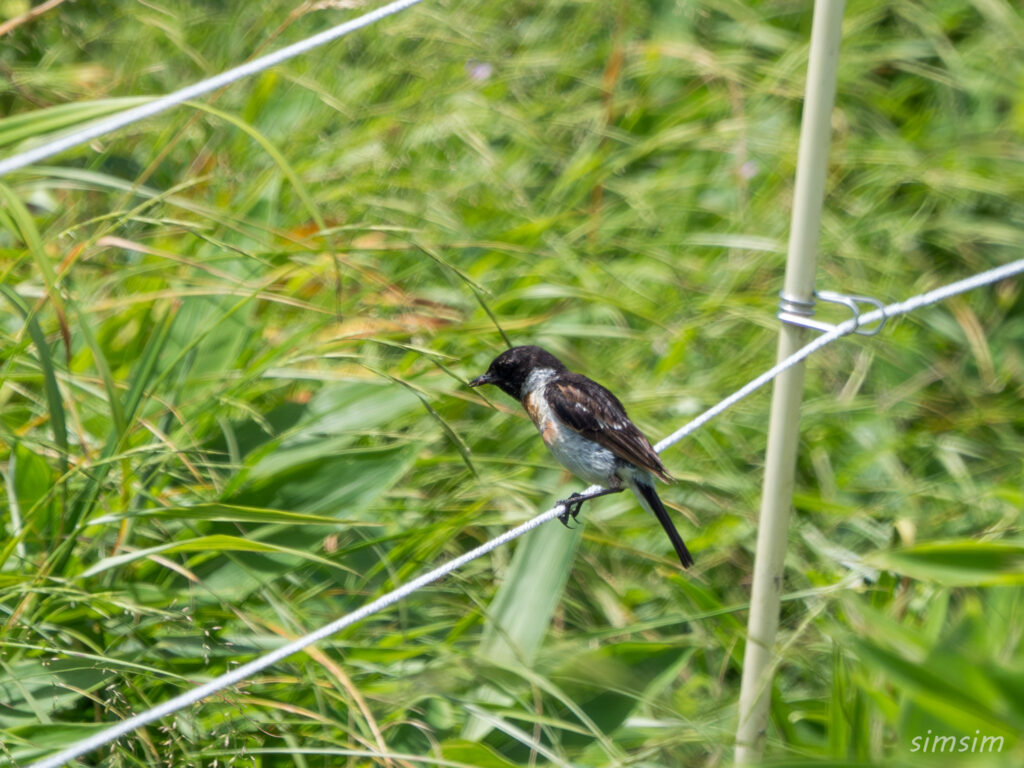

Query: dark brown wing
left=546, top=373, right=673, bottom=483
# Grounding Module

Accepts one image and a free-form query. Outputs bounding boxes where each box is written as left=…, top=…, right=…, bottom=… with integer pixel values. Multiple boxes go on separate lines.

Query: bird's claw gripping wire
left=556, top=486, right=626, bottom=527
left=557, top=493, right=586, bottom=528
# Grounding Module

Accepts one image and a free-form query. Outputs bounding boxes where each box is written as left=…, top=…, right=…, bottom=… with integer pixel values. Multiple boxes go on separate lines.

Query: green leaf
left=548, top=641, right=690, bottom=747
left=439, top=739, right=523, bottom=768
left=88, top=503, right=381, bottom=527
left=864, top=540, right=1024, bottom=586
left=0, top=285, right=69, bottom=486
left=0, top=657, right=108, bottom=728
left=850, top=638, right=1020, bottom=739
left=77, top=534, right=356, bottom=580
left=228, top=443, right=419, bottom=518
left=0, top=97, right=151, bottom=149
left=68, top=301, right=125, bottom=437
left=301, top=381, right=424, bottom=437
left=9, top=442, right=57, bottom=545
left=463, top=522, right=580, bottom=740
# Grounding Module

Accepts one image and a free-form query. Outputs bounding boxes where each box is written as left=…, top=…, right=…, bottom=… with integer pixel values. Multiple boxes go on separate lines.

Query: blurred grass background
left=1, top=0, right=1023, bottom=765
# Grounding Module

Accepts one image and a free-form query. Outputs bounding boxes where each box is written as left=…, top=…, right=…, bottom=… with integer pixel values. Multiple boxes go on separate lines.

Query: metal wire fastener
left=778, top=290, right=887, bottom=336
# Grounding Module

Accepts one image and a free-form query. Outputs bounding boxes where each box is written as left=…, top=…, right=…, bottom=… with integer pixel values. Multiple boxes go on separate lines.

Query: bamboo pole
left=734, top=0, right=845, bottom=763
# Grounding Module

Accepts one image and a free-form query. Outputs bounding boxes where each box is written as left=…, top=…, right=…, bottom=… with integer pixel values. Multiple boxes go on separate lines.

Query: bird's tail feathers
left=629, top=477, right=694, bottom=569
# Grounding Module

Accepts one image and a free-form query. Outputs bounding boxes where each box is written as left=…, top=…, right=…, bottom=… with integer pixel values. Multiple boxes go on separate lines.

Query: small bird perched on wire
left=469, top=345, right=694, bottom=568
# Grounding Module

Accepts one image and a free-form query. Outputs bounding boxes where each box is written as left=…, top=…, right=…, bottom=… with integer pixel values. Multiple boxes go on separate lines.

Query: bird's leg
left=556, top=486, right=625, bottom=528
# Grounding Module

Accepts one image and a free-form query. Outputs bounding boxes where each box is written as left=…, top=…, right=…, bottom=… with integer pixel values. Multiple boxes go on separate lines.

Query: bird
left=469, top=345, right=694, bottom=568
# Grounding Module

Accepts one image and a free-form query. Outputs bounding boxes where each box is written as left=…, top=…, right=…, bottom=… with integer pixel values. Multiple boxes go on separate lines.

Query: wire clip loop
left=778, top=290, right=886, bottom=336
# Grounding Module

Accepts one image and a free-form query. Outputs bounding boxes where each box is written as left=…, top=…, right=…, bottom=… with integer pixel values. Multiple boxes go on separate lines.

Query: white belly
left=521, top=369, right=618, bottom=486
left=546, top=426, right=619, bottom=486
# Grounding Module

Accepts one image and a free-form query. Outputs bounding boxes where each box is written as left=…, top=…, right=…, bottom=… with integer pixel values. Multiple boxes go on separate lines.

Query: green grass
left=1, top=0, right=1023, bottom=765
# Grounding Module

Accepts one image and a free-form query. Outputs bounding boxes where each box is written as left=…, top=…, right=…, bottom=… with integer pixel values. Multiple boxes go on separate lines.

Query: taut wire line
left=655, top=258, right=1024, bottom=452
left=0, top=0, right=427, bottom=178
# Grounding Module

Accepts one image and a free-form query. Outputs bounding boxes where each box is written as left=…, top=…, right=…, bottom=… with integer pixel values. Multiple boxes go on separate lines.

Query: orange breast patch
left=524, top=392, right=558, bottom=445
left=523, top=392, right=541, bottom=423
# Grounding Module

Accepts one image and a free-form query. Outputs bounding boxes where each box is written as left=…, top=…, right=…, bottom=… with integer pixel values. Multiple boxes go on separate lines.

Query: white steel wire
left=0, top=0, right=427, bottom=178
left=656, top=258, right=1024, bottom=452
left=28, top=258, right=1024, bottom=768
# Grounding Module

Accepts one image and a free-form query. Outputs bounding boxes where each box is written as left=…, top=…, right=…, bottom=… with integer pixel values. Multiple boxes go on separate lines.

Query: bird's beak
left=469, top=372, right=494, bottom=388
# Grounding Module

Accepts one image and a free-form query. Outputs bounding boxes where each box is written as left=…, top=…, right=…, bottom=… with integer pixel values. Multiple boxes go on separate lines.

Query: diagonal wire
left=654, top=258, right=1024, bottom=452
left=0, top=0, right=427, bottom=178
left=28, top=257, right=1024, bottom=768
